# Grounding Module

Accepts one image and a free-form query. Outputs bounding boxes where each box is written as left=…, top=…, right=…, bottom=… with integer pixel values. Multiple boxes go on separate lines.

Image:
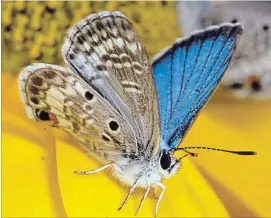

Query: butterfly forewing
left=62, top=11, right=160, bottom=156
left=19, top=63, right=138, bottom=163
left=152, top=24, right=243, bottom=148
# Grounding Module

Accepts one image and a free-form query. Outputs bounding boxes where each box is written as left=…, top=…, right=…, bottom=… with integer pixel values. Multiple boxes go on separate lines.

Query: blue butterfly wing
left=152, top=23, right=243, bottom=149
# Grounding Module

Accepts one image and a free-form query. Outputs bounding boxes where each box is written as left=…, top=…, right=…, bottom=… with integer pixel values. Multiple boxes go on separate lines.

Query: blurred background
left=2, top=1, right=180, bottom=73
left=177, top=1, right=271, bottom=99
left=2, top=1, right=271, bottom=218
left=2, top=1, right=271, bottom=99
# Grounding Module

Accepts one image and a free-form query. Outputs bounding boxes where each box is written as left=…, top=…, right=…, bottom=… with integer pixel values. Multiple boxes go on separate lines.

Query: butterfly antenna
left=173, top=146, right=256, bottom=156
left=178, top=154, right=190, bottom=162
left=182, top=149, right=198, bottom=157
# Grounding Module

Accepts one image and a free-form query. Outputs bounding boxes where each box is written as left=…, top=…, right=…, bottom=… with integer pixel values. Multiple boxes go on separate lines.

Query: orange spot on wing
left=48, top=112, right=57, bottom=123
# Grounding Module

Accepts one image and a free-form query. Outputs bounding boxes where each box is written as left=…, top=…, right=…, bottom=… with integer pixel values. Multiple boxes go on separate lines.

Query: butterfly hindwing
left=152, top=23, right=243, bottom=149
left=19, top=63, right=138, bottom=163
left=62, top=11, right=160, bottom=156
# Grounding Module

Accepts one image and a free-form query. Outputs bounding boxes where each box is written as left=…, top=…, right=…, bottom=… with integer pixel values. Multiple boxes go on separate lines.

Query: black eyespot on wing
left=36, top=110, right=50, bottom=121
left=109, top=120, right=119, bottom=131
left=35, top=109, right=57, bottom=124
left=85, top=91, right=94, bottom=101
left=160, top=151, right=171, bottom=170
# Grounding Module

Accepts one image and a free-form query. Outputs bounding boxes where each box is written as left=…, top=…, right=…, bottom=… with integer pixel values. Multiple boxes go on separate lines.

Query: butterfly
left=176, top=1, right=271, bottom=99
left=18, top=11, right=255, bottom=216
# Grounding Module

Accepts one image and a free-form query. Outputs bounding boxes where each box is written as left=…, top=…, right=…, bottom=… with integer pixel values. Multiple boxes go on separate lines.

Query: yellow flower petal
left=2, top=132, right=66, bottom=217
left=2, top=73, right=228, bottom=217
left=182, top=99, right=271, bottom=217
left=3, top=2, right=270, bottom=217
left=2, top=75, right=66, bottom=217
left=55, top=139, right=228, bottom=217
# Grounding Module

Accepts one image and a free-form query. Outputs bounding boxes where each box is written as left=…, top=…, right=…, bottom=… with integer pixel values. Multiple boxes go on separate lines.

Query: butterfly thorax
left=112, top=149, right=180, bottom=187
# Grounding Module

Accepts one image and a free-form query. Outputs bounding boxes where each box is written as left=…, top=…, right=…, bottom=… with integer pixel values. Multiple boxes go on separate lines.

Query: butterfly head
left=158, top=149, right=180, bottom=178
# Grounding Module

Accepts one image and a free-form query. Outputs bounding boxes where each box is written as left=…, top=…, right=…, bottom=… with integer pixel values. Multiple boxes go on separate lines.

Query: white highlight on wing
left=121, top=81, right=140, bottom=87
left=124, top=87, right=142, bottom=94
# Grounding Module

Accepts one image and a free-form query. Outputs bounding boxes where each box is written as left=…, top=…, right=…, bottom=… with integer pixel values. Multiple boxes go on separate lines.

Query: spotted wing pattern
left=19, top=63, right=138, bottom=163
left=62, top=11, right=160, bottom=155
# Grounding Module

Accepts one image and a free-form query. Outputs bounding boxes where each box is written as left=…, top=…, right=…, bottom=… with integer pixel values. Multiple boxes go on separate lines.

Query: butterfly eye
left=160, top=151, right=171, bottom=170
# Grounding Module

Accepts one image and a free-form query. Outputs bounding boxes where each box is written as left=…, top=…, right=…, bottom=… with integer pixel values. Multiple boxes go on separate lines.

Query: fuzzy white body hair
left=113, top=157, right=161, bottom=187
left=111, top=150, right=180, bottom=187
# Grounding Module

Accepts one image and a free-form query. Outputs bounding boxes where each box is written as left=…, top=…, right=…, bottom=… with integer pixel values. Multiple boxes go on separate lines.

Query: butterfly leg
left=135, top=184, right=150, bottom=215
left=155, top=182, right=166, bottom=216
left=118, top=178, right=140, bottom=211
left=74, top=162, right=115, bottom=175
